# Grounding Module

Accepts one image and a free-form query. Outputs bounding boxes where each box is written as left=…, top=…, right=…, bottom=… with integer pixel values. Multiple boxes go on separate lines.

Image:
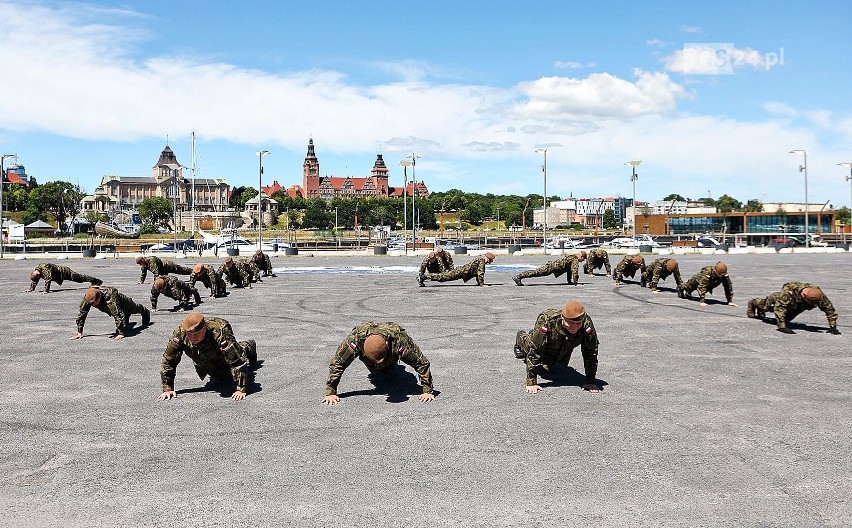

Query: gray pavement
left=1, top=252, right=850, bottom=527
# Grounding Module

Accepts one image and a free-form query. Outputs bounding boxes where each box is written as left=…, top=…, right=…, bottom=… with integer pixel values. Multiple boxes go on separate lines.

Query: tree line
left=5, top=178, right=849, bottom=232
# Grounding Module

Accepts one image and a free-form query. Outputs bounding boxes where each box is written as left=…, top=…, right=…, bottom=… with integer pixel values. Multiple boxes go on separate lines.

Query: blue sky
left=2, top=0, right=851, bottom=208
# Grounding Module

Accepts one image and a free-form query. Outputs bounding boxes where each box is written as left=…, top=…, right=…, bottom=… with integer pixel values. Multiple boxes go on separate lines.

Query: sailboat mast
left=191, top=131, right=196, bottom=235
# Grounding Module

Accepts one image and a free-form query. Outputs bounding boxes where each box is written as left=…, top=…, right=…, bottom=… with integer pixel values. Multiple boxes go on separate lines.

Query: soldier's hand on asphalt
left=71, top=332, right=83, bottom=340
left=699, top=302, right=708, bottom=307
left=777, top=327, right=795, bottom=334
left=526, top=385, right=542, bottom=394
left=828, top=327, right=841, bottom=335
left=322, top=395, right=340, bottom=405
left=728, top=302, right=739, bottom=307
left=158, top=391, right=177, bottom=401
left=651, top=290, right=660, bottom=295
left=582, top=383, right=601, bottom=393
left=231, top=391, right=246, bottom=401
left=419, top=393, right=435, bottom=403
left=111, top=334, right=124, bottom=340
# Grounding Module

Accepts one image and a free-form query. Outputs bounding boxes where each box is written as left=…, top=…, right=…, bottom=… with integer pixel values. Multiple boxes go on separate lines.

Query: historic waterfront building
left=300, top=139, right=428, bottom=202
left=82, top=145, right=233, bottom=229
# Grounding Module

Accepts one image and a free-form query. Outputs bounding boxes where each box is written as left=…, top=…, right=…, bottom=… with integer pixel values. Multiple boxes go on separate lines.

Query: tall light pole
left=399, top=159, right=409, bottom=255
left=838, top=163, right=852, bottom=236
left=625, top=160, right=642, bottom=243
left=0, top=153, right=16, bottom=259
left=790, top=150, right=809, bottom=247
left=256, top=150, right=270, bottom=248
left=535, top=148, right=548, bottom=254
left=403, top=153, right=420, bottom=252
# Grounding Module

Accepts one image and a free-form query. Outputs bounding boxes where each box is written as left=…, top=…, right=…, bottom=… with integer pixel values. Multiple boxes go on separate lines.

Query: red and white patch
left=585, top=327, right=593, bottom=334
left=172, top=337, right=181, bottom=343
left=539, top=327, right=549, bottom=333
left=219, top=340, right=228, bottom=349
left=349, top=342, right=357, bottom=350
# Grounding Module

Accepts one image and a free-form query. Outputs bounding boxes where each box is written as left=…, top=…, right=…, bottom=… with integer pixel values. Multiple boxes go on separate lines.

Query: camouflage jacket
left=419, top=252, right=454, bottom=275
left=29, top=263, right=70, bottom=292
left=189, top=264, right=225, bottom=296
left=252, top=253, right=273, bottom=275
left=160, top=317, right=250, bottom=392
left=772, top=282, right=838, bottom=329
left=587, top=249, right=610, bottom=266
left=218, top=260, right=256, bottom=287
left=646, top=258, right=683, bottom=290
left=139, top=257, right=192, bottom=282
left=524, top=308, right=599, bottom=386
left=150, top=275, right=197, bottom=309
left=76, top=286, right=138, bottom=336
left=326, top=322, right=433, bottom=396
left=613, top=255, right=645, bottom=281
left=685, top=265, right=734, bottom=303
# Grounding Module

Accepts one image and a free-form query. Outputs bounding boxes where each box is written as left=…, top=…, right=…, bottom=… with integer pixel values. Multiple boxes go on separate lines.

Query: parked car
left=215, top=239, right=275, bottom=252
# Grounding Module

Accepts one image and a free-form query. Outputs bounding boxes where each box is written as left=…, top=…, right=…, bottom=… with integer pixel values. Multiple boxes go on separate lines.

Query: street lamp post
left=789, top=149, right=809, bottom=247
left=838, top=162, right=852, bottom=243
left=0, top=153, right=17, bottom=259
left=256, top=150, right=270, bottom=249
left=625, top=160, right=642, bottom=244
left=402, top=153, right=420, bottom=252
left=399, top=159, right=409, bottom=255
left=535, top=149, right=548, bottom=254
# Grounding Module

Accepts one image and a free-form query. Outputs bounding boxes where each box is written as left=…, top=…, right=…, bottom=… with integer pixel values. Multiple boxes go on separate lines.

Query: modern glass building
left=646, top=211, right=835, bottom=235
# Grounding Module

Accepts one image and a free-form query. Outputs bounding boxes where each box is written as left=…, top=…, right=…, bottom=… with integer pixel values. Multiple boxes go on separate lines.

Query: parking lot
left=1, top=251, right=849, bottom=527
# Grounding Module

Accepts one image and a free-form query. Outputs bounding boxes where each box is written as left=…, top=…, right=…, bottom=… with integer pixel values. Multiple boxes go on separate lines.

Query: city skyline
left=1, top=1, right=851, bottom=208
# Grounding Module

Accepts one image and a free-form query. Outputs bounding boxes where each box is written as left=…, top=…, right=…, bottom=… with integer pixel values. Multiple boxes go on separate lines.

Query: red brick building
left=297, top=139, right=428, bottom=202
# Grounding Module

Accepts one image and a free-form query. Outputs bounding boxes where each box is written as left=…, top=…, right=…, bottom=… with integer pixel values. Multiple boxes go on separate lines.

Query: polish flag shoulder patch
left=586, top=327, right=593, bottom=334
left=349, top=342, right=357, bottom=350
left=539, top=327, right=549, bottom=333
left=172, top=337, right=181, bottom=343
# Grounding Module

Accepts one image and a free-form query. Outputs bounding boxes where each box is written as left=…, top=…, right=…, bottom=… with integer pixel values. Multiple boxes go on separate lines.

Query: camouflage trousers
left=749, top=293, right=779, bottom=317
left=197, top=339, right=257, bottom=381
left=516, top=261, right=578, bottom=285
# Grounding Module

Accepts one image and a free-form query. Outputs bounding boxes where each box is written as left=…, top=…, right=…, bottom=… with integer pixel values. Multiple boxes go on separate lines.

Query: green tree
left=229, top=186, right=246, bottom=208
left=139, top=196, right=174, bottom=228
left=743, top=199, right=763, bottom=213
left=663, top=193, right=686, bottom=202
left=5, top=182, right=29, bottom=211
left=238, top=188, right=258, bottom=209
left=302, top=198, right=331, bottom=229
left=602, top=208, right=617, bottom=229
left=835, top=206, right=850, bottom=226
left=715, top=194, right=742, bottom=213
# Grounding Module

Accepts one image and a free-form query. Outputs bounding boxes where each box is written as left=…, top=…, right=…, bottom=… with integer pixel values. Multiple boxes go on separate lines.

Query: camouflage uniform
left=76, top=286, right=150, bottom=337
left=514, top=308, right=599, bottom=387
left=642, top=258, right=684, bottom=291
left=218, top=260, right=258, bottom=288
left=583, top=248, right=611, bottom=275
left=160, top=317, right=257, bottom=394
left=426, top=256, right=488, bottom=286
left=750, top=282, right=838, bottom=330
left=189, top=264, right=227, bottom=298
left=612, top=255, right=646, bottom=285
left=419, top=251, right=455, bottom=276
left=325, top=322, right=433, bottom=396
left=516, top=254, right=582, bottom=285
left=682, top=265, right=734, bottom=303
left=29, top=262, right=101, bottom=292
left=252, top=252, right=275, bottom=277
left=139, top=256, right=193, bottom=283
left=150, top=275, right=202, bottom=310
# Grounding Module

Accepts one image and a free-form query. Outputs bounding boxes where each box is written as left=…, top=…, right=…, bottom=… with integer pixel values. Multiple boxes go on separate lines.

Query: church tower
left=371, top=154, right=389, bottom=197
left=302, top=138, right=320, bottom=199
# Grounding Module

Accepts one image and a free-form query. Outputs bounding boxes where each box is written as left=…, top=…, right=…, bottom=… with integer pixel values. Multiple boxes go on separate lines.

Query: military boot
left=514, top=331, right=527, bottom=359
left=142, top=307, right=151, bottom=326
left=91, top=278, right=103, bottom=286
left=746, top=299, right=756, bottom=318
left=418, top=272, right=426, bottom=287
left=513, top=275, right=523, bottom=286
left=193, top=289, right=202, bottom=305
left=243, top=340, right=258, bottom=365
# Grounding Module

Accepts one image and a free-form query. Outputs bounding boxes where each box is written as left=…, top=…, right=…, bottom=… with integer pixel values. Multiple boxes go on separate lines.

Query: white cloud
left=646, top=38, right=671, bottom=48
left=554, top=61, right=585, bottom=70
left=511, top=69, right=686, bottom=121
left=680, top=25, right=703, bottom=34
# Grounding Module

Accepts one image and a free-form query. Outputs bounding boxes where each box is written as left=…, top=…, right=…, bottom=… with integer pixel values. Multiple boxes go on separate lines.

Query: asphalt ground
left=0, top=251, right=849, bottom=527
